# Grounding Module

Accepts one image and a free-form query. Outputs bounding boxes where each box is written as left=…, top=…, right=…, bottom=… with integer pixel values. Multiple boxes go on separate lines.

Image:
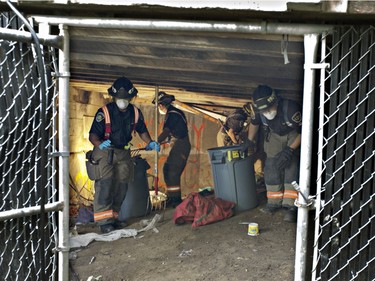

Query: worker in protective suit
left=216, top=104, right=252, bottom=147
left=88, top=76, right=160, bottom=233
left=247, top=85, right=301, bottom=222
left=153, top=92, right=191, bottom=208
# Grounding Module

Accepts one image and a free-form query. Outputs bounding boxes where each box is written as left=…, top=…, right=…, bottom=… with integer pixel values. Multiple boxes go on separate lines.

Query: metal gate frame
left=0, top=4, right=69, bottom=281
left=6, top=10, right=372, bottom=281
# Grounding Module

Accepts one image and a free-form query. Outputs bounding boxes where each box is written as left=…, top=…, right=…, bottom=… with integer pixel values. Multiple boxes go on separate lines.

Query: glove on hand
left=145, top=141, right=160, bottom=152
left=275, top=146, right=294, bottom=170
left=223, top=135, right=232, bottom=146
left=99, top=139, right=111, bottom=150
left=242, top=139, right=257, bottom=154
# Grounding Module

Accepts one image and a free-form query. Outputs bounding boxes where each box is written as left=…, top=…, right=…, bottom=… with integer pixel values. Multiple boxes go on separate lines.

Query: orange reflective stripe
left=102, top=105, right=111, bottom=140
left=267, top=191, right=284, bottom=199
left=167, top=186, right=181, bottom=192
left=284, top=190, right=298, bottom=199
left=102, top=105, right=139, bottom=138
left=94, top=210, right=114, bottom=222
left=102, top=105, right=110, bottom=121
left=113, top=211, right=119, bottom=219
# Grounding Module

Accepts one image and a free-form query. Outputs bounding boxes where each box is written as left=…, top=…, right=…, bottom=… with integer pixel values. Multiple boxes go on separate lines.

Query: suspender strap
left=260, top=113, right=268, bottom=126
left=133, top=106, right=139, bottom=133
left=101, top=105, right=111, bottom=140
left=282, top=100, right=292, bottom=127
left=102, top=105, right=140, bottom=139
left=168, top=110, right=187, bottom=123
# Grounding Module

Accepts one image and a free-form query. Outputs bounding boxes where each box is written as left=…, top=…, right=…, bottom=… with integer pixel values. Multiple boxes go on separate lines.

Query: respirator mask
left=116, top=99, right=130, bottom=110
left=262, top=110, right=277, bottom=120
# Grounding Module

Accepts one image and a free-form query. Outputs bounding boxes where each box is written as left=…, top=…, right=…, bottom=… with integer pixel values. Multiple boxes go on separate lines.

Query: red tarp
left=173, top=192, right=235, bottom=227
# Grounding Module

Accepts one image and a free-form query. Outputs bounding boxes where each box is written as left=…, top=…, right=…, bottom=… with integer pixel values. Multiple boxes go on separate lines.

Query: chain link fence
left=314, top=26, right=375, bottom=281
left=0, top=11, right=59, bottom=280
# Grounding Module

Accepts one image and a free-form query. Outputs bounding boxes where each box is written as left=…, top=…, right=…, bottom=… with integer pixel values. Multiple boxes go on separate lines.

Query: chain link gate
left=313, top=25, right=375, bottom=281
left=0, top=11, right=61, bottom=280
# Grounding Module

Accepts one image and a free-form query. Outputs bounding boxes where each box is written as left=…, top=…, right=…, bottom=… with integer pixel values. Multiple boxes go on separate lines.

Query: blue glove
left=145, top=141, right=160, bottom=152
left=99, top=140, right=111, bottom=150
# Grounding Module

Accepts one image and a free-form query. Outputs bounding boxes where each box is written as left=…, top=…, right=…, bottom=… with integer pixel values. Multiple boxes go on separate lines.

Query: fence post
left=294, top=33, right=319, bottom=281
left=58, top=23, right=71, bottom=281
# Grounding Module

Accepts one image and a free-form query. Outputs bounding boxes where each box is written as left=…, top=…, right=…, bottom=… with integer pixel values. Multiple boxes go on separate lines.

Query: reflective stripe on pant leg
left=267, top=190, right=284, bottom=203
left=94, top=210, right=115, bottom=222
left=283, top=184, right=298, bottom=206
left=263, top=132, right=289, bottom=205
left=166, top=186, right=181, bottom=199
left=93, top=178, right=116, bottom=224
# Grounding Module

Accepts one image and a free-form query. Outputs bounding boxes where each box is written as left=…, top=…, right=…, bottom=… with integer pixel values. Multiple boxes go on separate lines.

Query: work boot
left=260, top=204, right=282, bottom=215
left=100, top=223, right=115, bottom=234
left=166, top=197, right=182, bottom=208
left=284, top=207, right=297, bottom=223
left=112, top=220, right=128, bottom=229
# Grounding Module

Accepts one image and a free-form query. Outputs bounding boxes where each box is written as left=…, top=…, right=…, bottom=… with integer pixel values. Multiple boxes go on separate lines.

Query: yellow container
left=247, top=223, right=259, bottom=236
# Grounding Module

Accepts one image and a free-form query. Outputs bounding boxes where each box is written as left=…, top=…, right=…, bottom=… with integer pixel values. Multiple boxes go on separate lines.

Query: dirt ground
left=68, top=188, right=305, bottom=281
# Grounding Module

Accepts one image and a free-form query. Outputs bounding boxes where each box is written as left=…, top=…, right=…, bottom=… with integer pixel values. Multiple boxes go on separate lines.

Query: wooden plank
left=70, top=37, right=304, bottom=56
left=69, top=60, right=303, bottom=87
left=70, top=27, right=305, bottom=50
left=69, top=50, right=303, bottom=75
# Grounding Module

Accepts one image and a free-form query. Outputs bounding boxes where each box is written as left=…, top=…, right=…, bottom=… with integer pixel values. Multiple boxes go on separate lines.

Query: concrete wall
left=69, top=86, right=218, bottom=209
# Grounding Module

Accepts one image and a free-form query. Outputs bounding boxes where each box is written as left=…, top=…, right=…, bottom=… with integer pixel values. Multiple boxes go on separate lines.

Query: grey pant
left=263, top=131, right=300, bottom=207
left=163, top=136, right=191, bottom=198
left=90, top=147, right=133, bottom=225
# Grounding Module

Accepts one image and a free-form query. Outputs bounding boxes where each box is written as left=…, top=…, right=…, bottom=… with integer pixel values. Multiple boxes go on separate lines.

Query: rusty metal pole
left=154, top=86, right=159, bottom=196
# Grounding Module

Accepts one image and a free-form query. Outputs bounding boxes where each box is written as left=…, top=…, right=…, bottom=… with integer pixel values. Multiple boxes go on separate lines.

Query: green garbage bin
left=207, top=145, right=258, bottom=212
